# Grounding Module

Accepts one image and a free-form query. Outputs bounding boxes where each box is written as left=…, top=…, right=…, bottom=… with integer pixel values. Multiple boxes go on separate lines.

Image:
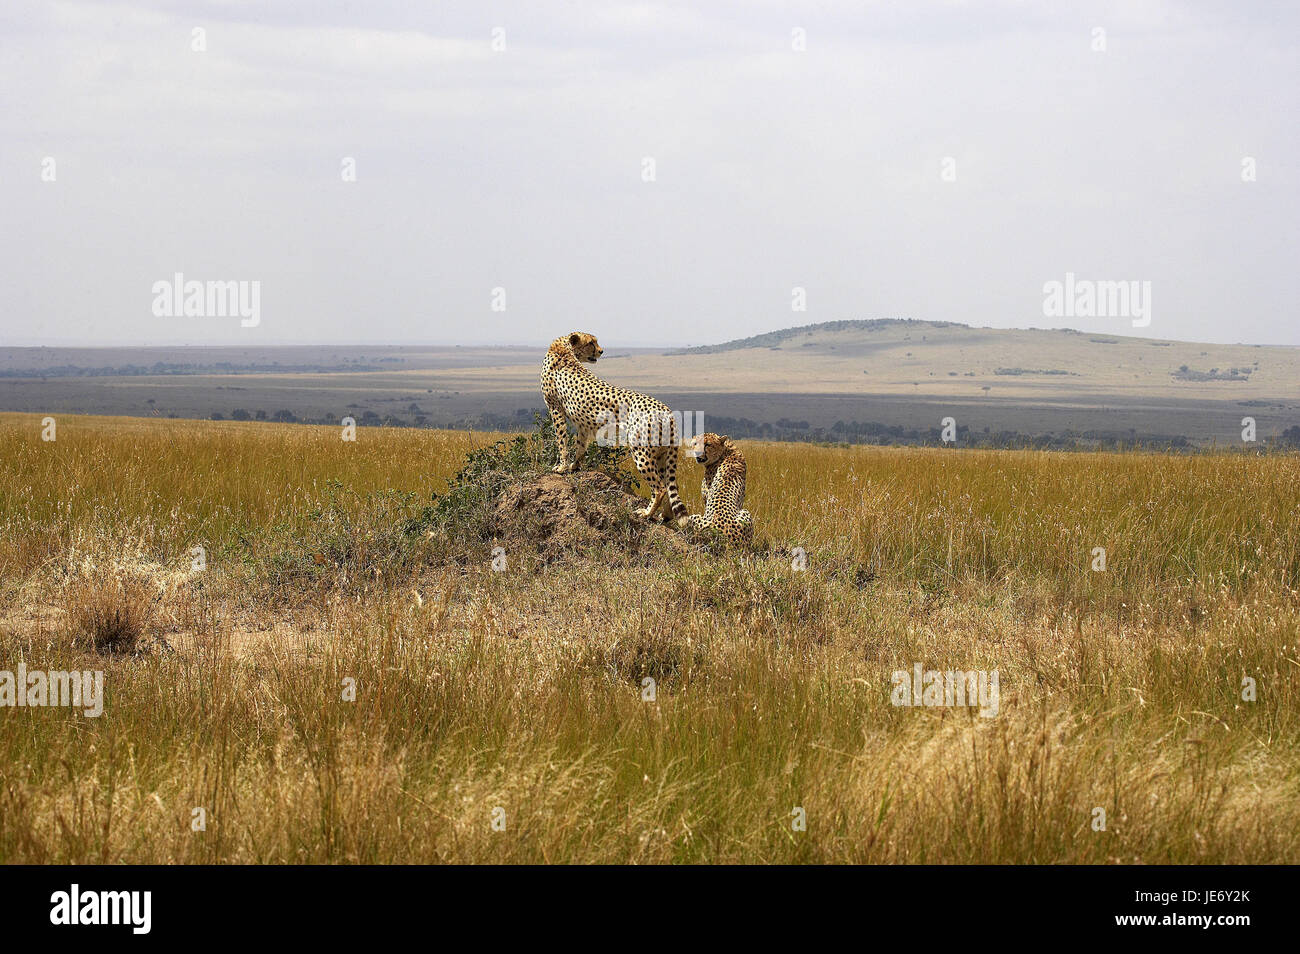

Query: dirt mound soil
left=492, top=471, right=693, bottom=561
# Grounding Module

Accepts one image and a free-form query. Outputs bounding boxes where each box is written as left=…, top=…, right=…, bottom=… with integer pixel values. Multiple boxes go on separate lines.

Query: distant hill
left=635, top=320, right=1296, bottom=405
left=668, top=318, right=964, bottom=354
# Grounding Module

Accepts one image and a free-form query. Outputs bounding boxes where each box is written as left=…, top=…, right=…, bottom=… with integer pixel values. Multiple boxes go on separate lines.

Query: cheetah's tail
left=665, top=446, right=688, bottom=520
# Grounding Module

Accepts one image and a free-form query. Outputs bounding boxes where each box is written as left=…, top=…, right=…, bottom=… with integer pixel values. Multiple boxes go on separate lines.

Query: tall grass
left=0, top=412, right=1297, bottom=863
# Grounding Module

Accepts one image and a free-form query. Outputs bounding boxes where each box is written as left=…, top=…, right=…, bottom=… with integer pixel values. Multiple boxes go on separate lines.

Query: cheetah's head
left=567, top=332, right=604, bottom=363
left=687, top=432, right=733, bottom=465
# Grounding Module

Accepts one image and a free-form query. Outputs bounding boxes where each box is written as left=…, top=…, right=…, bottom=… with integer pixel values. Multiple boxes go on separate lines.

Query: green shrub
left=406, top=412, right=640, bottom=543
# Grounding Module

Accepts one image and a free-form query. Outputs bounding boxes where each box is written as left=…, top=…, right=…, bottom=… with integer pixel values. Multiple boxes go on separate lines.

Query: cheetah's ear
left=568, top=333, right=581, bottom=347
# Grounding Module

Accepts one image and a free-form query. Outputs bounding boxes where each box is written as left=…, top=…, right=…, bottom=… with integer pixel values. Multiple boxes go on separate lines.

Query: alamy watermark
left=891, top=664, right=999, bottom=718
left=0, top=665, right=103, bottom=717
left=50, top=884, right=150, bottom=934
left=1042, top=272, right=1150, bottom=328
left=594, top=404, right=704, bottom=448
left=151, top=272, right=260, bottom=327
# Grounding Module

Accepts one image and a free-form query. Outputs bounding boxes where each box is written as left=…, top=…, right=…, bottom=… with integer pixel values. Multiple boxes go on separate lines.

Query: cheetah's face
left=567, top=332, right=604, bottom=363
left=687, top=432, right=729, bottom=465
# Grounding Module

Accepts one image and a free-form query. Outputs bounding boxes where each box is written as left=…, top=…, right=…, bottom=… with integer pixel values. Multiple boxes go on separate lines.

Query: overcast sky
left=1, top=0, right=1296, bottom=347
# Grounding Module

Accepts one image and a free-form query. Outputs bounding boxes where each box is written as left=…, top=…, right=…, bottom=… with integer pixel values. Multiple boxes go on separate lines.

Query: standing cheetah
left=678, top=432, right=753, bottom=545
left=540, top=332, right=688, bottom=522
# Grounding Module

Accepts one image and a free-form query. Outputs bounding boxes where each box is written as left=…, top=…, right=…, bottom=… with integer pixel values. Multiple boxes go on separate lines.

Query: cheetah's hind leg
left=736, top=509, right=753, bottom=542
left=651, top=447, right=688, bottom=524
left=643, top=448, right=683, bottom=522
left=632, top=449, right=666, bottom=519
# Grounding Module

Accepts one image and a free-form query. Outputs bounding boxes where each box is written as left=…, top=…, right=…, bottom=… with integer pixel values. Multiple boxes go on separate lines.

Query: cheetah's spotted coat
left=540, top=332, right=688, bottom=522
left=680, top=432, right=753, bottom=545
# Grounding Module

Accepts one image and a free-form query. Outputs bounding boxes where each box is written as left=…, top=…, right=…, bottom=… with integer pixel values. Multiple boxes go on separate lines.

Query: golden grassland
left=0, top=411, right=1297, bottom=863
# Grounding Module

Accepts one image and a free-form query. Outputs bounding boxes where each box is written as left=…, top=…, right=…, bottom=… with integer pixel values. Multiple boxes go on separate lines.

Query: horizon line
left=2, top=318, right=1297, bottom=351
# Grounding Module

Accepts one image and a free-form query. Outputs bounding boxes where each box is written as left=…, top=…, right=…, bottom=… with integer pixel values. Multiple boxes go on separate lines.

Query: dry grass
left=0, top=411, right=1297, bottom=863
left=63, top=565, right=157, bottom=655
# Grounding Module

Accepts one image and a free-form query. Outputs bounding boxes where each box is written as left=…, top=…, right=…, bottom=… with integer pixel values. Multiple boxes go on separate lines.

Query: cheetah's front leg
left=547, top=402, right=574, bottom=473
left=570, top=425, right=597, bottom=472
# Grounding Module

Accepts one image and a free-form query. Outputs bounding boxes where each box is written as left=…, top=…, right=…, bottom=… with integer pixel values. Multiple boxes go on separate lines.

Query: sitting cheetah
left=540, top=332, right=688, bottom=522
left=678, top=432, right=752, bottom=545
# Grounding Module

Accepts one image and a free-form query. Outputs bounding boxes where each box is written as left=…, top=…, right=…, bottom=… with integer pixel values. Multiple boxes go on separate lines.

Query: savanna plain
left=0, top=411, right=1296, bottom=863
